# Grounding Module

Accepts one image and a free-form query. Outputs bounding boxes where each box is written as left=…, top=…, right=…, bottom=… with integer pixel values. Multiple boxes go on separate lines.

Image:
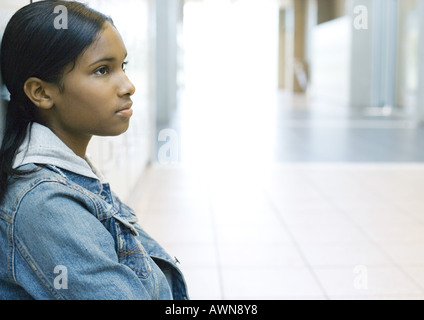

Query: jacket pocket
left=114, top=216, right=152, bottom=279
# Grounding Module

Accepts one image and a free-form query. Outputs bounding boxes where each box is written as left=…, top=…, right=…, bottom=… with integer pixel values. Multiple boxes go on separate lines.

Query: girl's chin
left=97, top=121, right=131, bottom=137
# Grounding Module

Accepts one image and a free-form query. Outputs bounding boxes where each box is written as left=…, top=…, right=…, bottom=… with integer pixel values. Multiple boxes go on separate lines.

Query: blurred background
left=2, top=0, right=424, bottom=300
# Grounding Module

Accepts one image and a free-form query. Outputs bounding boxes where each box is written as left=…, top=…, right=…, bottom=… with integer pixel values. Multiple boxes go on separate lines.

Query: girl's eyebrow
left=89, top=52, right=128, bottom=67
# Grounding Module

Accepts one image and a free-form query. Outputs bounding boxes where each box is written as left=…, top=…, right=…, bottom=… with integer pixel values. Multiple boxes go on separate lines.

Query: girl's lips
left=116, top=102, right=133, bottom=117
left=116, top=108, right=133, bottom=117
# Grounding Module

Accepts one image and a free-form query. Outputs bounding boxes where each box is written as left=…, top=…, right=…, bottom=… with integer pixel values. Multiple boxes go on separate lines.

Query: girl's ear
left=23, top=77, right=56, bottom=110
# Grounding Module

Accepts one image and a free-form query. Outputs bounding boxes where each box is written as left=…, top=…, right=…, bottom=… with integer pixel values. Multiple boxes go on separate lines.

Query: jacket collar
left=13, top=122, right=105, bottom=182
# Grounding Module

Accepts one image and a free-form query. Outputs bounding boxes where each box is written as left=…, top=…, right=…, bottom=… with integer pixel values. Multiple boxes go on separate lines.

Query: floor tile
left=215, top=223, right=293, bottom=245
left=181, top=267, right=223, bottom=300
left=361, top=222, right=424, bottom=245
left=140, top=213, right=215, bottom=246
left=314, top=266, right=424, bottom=298
left=221, top=267, right=326, bottom=299
left=381, top=244, right=424, bottom=266
left=401, top=267, right=424, bottom=292
left=288, top=224, right=369, bottom=245
left=218, top=243, right=306, bottom=268
left=300, top=243, right=393, bottom=267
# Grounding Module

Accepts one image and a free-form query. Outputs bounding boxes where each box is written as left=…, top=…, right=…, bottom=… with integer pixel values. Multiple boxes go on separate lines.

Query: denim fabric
left=0, top=123, right=188, bottom=300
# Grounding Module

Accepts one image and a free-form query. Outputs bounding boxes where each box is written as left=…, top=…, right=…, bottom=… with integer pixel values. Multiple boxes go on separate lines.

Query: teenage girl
left=0, top=0, right=188, bottom=300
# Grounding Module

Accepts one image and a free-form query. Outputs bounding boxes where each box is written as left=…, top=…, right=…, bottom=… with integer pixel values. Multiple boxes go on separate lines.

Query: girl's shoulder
left=1, top=163, right=103, bottom=220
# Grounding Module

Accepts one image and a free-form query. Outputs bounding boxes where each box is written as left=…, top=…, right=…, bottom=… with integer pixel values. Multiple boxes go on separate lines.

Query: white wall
left=0, top=1, right=30, bottom=143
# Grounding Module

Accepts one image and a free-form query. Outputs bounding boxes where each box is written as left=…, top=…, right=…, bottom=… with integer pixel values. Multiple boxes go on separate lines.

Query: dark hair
left=0, top=1, right=113, bottom=202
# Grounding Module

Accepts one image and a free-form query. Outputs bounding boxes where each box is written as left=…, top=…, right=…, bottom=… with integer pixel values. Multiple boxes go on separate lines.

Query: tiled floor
left=129, top=162, right=424, bottom=300
left=133, top=77, right=424, bottom=300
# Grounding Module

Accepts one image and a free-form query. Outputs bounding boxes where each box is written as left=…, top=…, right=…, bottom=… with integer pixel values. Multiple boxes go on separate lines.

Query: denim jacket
left=0, top=123, right=188, bottom=300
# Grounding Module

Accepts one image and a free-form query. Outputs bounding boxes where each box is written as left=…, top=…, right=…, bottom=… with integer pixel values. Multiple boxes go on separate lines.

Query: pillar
left=278, top=0, right=309, bottom=93
left=349, top=0, right=399, bottom=110
left=155, top=0, right=181, bottom=126
left=293, top=0, right=308, bottom=92
left=419, top=0, right=424, bottom=122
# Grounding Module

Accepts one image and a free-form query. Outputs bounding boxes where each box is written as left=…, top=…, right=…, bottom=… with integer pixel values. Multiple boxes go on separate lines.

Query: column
left=350, top=0, right=399, bottom=111
left=293, top=0, right=308, bottom=92
left=349, top=0, right=375, bottom=109
left=155, top=0, right=181, bottom=126
left=277, top=0, right=309, bottom=93
left=278, top=8, right=287, bottom=89
left=418, top=0, right=424, bottom=122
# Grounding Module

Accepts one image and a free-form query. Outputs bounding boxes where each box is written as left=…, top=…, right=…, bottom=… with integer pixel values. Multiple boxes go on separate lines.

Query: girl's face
left=46, top=22, right=136, bottom=145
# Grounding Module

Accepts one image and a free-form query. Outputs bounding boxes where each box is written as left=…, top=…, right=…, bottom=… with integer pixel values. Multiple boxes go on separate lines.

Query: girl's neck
left=47, top=125, right=92, bottom=158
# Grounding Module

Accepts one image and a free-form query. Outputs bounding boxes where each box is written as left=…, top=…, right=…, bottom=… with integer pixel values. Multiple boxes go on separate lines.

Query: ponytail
left=0, top=98, right=35, bottom=202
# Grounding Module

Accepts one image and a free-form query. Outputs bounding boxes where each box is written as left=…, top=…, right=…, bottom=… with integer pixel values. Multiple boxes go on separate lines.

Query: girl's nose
left=118, top=74, right=136, bottom=97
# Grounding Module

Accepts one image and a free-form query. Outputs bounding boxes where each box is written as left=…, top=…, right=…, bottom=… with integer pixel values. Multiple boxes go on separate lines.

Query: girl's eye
left=94, top=62, right=128, bottom=75
left=122, top=61, right=128, bottom=72
left=94, top=66, right=109, bottom=75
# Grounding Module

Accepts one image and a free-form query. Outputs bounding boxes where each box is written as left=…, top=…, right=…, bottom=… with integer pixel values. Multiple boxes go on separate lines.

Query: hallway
left=128, top=88, right=424, bottom=299
left=127, top=0, right=424, bottom=300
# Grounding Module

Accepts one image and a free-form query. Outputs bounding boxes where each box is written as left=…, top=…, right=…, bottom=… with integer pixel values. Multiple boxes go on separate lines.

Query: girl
left=0, top=1, right=188, bottom=300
